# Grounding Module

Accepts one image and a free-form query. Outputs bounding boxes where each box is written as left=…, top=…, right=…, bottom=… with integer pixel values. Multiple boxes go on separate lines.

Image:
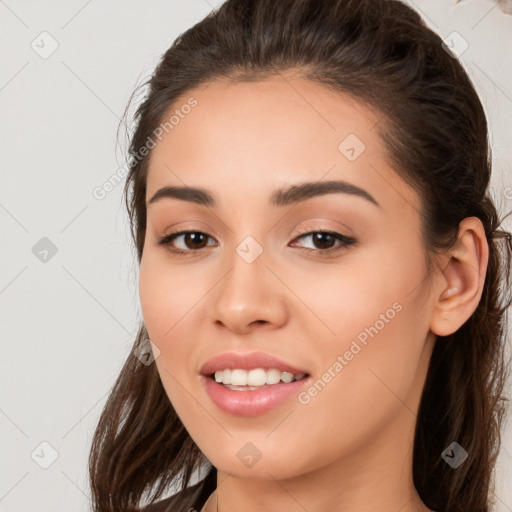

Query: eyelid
left=290, top=227, right=356, bottom=245
left=292, top=220, right=355, bottom=238
left=159, top=220, right=215, bottom=234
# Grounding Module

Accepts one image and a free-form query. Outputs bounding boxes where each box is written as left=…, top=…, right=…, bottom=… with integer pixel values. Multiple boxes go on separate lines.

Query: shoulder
left=140, top=469, right=216, bottom=512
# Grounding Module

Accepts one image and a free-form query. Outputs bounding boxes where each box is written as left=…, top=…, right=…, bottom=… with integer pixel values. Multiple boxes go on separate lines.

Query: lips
left=203, top=375, right=310, bottom=416
left=199, top=351, right=310, bottom=377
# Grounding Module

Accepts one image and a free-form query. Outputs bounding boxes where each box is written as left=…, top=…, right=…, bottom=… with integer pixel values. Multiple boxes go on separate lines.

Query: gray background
left=1, top=0, right=511, bottom=510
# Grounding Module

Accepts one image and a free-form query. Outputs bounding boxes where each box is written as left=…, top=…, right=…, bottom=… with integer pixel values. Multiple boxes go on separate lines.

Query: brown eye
left=157, top=231, right=217, bottom=254
left=180, top=232, right=209, bottom=249
left=290, top=230, right=356, bottom=254
left=309, top=232, right=337, bottom=250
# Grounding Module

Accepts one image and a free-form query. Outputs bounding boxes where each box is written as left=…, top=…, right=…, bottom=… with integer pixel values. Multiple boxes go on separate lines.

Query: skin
left=138, top=74, right=488, bottom=512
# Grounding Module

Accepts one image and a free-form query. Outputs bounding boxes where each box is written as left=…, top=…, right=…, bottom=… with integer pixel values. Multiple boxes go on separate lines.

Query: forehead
left=145, top=76, right=418, bottom=213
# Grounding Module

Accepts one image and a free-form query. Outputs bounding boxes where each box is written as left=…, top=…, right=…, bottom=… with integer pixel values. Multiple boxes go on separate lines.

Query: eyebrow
left=147, top=180, right=380, bottom=208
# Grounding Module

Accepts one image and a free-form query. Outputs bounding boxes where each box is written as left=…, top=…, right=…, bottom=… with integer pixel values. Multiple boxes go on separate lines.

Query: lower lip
left=202, top=375, right=310, bottom=416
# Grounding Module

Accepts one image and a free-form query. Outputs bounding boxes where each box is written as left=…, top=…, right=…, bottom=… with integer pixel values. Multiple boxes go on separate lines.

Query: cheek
left=138, top=258, right=168, bottom=339
left=306, top=242, right=430, bottom=414
left=138, top=252, right=214, bottom=397
left=281, top=295, right=428, bottom=473
left=306, top=257, right=404, bottom=342
left=138, top=252, right=204, bottom=341
left=138, top=255, right=203, bottom=412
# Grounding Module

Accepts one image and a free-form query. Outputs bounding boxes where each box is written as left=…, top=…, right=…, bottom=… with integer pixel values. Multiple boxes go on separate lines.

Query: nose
left=209, top=245, right=288, bottom=334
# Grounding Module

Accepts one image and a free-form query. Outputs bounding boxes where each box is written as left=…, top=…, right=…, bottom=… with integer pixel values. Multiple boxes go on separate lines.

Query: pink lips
left=202, top=376, right=310, bottom=416
left=200, top=351, right=310, bottom=416
left=200, top=351, right=309, bottom=376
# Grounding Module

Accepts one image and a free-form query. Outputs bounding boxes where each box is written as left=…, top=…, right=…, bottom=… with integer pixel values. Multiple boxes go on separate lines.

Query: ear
left=430, top=217, right=489, bottom=337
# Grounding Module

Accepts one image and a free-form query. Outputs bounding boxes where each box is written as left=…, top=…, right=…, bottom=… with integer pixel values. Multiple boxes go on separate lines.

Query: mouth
left=199, top=351, right=311, bottom=416
left=209, top=368, right=309, bottom=391
left=202, top=368, right=311, bottom=416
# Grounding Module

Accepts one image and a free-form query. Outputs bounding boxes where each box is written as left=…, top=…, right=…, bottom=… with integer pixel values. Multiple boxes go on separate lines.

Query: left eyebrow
left=147, top=179, right=380, bottom=208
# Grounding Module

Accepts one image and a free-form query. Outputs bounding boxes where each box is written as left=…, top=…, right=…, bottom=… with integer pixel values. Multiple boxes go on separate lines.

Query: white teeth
left=230, top=369, right=247, bottom=386
left=266, top=368, right=281, bottom=385
left=213, top=368, right=307, bottom=387
left=281, top=371, right=294, bottom=383
left=247, top=368, right=267, bottom=386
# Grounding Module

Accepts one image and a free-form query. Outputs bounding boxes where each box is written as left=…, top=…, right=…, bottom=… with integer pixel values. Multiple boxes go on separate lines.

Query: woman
left=88, top=1, right=512, bottom=511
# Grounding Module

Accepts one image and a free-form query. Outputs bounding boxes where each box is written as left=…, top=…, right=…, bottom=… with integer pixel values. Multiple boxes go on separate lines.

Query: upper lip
left=200, top=351, right=309, bottom=376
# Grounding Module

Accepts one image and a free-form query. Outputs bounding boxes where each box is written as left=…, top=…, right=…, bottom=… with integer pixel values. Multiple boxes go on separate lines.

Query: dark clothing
left=141, top=467, right=216, bottom=512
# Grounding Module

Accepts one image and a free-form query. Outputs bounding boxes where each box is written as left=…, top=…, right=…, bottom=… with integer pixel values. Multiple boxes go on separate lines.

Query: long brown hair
left=88, top=1, right=512, bottom=511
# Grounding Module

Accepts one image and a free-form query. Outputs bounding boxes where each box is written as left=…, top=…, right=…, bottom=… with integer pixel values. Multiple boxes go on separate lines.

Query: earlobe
left=430, top=217, right=489, bottom=337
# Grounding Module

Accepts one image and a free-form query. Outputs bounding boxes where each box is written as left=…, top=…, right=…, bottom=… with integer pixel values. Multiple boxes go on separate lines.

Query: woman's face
left=139, top=75, right=438, bottom=479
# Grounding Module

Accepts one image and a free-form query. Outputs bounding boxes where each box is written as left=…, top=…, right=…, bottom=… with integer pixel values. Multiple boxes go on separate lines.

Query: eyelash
left=157, top=228, right=356, bottom=257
